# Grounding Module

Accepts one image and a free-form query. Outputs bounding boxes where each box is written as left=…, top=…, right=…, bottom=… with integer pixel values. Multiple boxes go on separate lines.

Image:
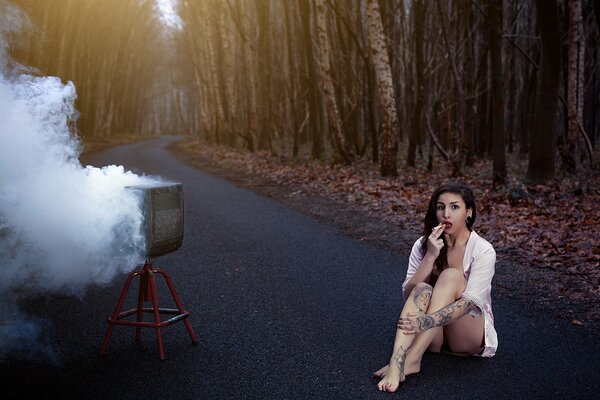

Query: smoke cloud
left=0, top=1, right=160, bottom=357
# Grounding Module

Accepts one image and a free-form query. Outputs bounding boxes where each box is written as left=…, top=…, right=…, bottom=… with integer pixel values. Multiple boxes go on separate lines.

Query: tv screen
left=127, top=182, right=183, bottom=258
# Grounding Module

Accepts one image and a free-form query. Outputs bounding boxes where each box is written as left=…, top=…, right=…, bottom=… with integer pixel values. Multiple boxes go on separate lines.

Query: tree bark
left=565, top=0, right=583, bottom=173
left=315, top=0, right=353, bottom=163
left=488, top=0, right=507, bottom=184
left=255, top=0, right=272, bottom=151
left=407, top=0, right=426, bottom=168
left=299, top=0, right=324, bottom=158
left=365, top=0, right=398, bottom=176
left=526, top=0, right=561, bottom=184
left=436, top=0, right=465, bottom=176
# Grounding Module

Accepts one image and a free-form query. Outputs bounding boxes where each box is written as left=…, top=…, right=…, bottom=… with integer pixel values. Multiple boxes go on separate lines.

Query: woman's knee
left=433, top=269, right=465, bottom=298
left=436, top=268, right=464, bottom=287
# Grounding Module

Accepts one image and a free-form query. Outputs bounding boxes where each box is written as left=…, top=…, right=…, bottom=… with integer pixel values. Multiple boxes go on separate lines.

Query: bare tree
left=526, top=0, right=562, bottom=184
left=314, top=0, right=353, bottom=163
left=488, top=0, right=507, bottom=184
left=407, top=0, right=427, bottom=168
left=436, top=0, right=465, bottom=176
left=565, top=0, right=584, bottom=172
left=299, top=0, right=324, bottom=158
left=365, top=0, right=399, bottom=176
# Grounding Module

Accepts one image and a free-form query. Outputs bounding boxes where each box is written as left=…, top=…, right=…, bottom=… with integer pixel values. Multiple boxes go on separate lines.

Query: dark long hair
left=420, top=182, right=477, bottom=271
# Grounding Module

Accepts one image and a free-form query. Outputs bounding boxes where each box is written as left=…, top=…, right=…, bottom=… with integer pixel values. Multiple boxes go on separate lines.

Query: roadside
left=79, top=133, right=159, bottom=156
left=169, top=137, right=600, bottom=329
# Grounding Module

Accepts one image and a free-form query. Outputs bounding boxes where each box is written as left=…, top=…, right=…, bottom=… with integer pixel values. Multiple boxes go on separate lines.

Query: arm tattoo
left=430, top=299, right=476, bottom=328
left=412, top=284, right=433, bottom=311
left=417, top=315, right=435, bottom=331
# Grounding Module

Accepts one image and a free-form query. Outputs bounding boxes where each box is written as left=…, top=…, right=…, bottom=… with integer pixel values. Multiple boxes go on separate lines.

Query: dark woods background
left=7, top=0, right=600, bottom=184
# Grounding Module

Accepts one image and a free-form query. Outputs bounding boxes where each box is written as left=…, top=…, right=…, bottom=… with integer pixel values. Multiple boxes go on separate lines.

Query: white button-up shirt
left=402, top=230, right=498, bottom=357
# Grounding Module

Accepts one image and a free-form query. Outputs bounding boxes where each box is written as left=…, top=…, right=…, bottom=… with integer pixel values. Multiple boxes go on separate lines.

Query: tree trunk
left=488, top=0, right=507, bottom=184
left=365, top=0, right=398, bottom=176
left=283, top=0, right=301, bottom=157
left=365, top=64, right=379, bottom=163
left=407, top=0, right=426, bottom=168
left=314, top=0, right=353, bottom=163
left=299, top=0, right=324, bottom=159
left=436, top=0, right=465, bottom=176
left=565, top=0, right=583, bottom=173
left=526, top=0, right=561, bottom=184
left=213, top=13, right=233, bottom=146
left=255, top=0, right=272, bottom=151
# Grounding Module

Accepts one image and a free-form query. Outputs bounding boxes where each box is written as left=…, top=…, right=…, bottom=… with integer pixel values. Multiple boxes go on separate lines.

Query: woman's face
left=435, top=192, right=472, bottom=235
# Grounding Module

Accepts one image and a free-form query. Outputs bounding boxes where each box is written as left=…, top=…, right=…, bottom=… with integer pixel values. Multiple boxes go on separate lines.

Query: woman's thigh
left=443, top=312, right=485, bottom=354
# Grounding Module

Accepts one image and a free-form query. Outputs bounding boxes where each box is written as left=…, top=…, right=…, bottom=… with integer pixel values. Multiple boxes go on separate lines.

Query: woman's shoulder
left=409, top=236, right=425, bottom=257
left=411, top=236, right=426, bottom=250
left=471, top=230, right=495, bottom=255
left=413, top=236, right=425, bottom=246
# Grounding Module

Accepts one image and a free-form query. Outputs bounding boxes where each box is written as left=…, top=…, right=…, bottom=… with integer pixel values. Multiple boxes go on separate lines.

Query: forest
left=6, top=0, right=600, bottom=186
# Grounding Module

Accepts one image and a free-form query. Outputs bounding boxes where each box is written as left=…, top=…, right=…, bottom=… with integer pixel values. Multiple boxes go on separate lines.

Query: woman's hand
left=397, top=312, right=436, bottom=335
left=426, top=223, right=445, bottom=259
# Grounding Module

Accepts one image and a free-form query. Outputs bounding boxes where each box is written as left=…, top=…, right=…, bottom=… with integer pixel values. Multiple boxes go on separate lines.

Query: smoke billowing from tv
left=0, top=1, right=159, bottom=356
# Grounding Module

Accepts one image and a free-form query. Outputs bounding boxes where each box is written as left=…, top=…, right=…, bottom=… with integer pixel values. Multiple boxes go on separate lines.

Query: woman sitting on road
left=374, top=182, right=498, bottom=393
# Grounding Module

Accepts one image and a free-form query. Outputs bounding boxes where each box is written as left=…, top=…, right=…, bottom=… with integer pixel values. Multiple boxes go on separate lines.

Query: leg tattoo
left=413, top=285, right=433, bottom=311
left=393, top=344, right=412, bottom=372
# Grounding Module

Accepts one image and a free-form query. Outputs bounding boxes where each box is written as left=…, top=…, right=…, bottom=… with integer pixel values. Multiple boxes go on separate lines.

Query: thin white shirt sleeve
left=402, top=237, right=425, bottom=300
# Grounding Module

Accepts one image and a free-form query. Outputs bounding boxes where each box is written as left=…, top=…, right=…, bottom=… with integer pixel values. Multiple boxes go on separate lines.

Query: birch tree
left=365, top=0, right=399, bottom=176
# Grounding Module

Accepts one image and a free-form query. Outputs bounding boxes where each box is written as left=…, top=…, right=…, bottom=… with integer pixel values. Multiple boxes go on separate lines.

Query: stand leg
left=135, top=269, right=146, bottom=342
left=157, top=269, right=199, bottom=344
left=100, top=270, right=141, bottom=355
left=148, top=268, right=166, bottom=360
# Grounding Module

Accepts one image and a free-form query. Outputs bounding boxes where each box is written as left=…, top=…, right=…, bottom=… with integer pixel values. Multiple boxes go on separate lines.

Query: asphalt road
left=2, top=137, right=598, bottom=399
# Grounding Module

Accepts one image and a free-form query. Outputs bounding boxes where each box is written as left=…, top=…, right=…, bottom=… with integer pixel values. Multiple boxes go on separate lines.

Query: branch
left=426, top=113, right=451, bottom=161
left=577, top=120, right=594, bottom=165
left=504, top=36, right=540, bottom=70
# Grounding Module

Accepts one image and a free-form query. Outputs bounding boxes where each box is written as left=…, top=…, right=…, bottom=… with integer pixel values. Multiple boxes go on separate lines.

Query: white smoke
left=0, top=1, right=160, bottom=357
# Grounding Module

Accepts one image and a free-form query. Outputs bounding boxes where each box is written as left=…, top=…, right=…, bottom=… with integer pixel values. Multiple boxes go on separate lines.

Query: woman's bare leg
left=376, top=269, right=467, bottom=392
left=372, top=326, right=441, bottom=379
left=444, top=311, right=484, bottom=354
left=376, top=282, right=432, bottom=392
left=402, top=269, right=467, bottom=372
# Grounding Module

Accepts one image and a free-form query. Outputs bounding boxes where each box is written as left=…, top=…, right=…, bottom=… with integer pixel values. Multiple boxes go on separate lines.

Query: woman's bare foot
left=373, top=361, right=420, bottom=379
left=404, top=361, right=421, bottom=376
left=376, top=362, right=404, bottom=392
left=373, top=365, right=388, bottom=378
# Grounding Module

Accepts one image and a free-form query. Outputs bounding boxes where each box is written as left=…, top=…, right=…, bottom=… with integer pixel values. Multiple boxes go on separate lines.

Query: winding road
left=2, top=137, right=598, bottom=399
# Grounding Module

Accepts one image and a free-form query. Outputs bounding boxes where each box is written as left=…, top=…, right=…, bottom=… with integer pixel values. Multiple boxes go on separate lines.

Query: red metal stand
left=99, top=260, right=198, bottom=360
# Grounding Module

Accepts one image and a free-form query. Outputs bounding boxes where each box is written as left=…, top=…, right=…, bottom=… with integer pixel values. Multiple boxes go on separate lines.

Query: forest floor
left=170, top=137, right=600, bottom=329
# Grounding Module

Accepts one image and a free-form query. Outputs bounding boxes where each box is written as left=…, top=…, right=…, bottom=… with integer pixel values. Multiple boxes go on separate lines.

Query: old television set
left=127, top=182, right=184, bottom=258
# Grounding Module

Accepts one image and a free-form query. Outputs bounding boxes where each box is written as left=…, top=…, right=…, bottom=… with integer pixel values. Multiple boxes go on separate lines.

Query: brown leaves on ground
left=177, top=138, right=600, bottom=323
